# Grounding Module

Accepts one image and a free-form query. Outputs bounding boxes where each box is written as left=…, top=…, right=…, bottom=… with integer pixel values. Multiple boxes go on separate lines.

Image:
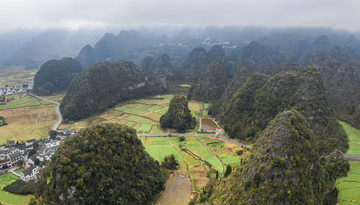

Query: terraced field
left=337, top=122, right=360, bottom=204
left=60, top=94, right=209, bottom=134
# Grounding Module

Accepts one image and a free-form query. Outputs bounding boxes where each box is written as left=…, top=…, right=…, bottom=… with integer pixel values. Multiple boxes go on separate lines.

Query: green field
left=60, top=94, right=208, bottom=134
left=337, top=122, right=360, bottom=204
left=0, top=172, right=33, bottom=205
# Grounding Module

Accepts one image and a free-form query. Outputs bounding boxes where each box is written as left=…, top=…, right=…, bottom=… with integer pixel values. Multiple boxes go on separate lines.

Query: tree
left=161, top=154, right=179, bottom=170
left=224, top=164, right=232, bottom=177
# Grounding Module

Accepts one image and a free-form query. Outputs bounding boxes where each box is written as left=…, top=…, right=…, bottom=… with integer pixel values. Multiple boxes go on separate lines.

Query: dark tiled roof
left=9, top=152, right=22, bottom=159
left=22, top=166, right=35, bottom=176
left=0, top=158, right=11, bottom=164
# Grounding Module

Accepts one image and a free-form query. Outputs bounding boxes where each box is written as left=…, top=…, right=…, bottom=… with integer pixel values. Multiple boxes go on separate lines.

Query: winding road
left=28, top=92, right=63, bottom=130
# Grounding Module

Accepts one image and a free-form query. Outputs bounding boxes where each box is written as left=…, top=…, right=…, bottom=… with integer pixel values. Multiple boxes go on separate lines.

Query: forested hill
left=36, top=123, right=165, bottom=204
left=210, top=65, right=348, bottom=154
left=0, top=116, right=6, bottom=126
left=197, top=110, right=349, bottom=204
left=33, top=57, right=82, bottom=95
left=60, top=60, right=161, bottom=121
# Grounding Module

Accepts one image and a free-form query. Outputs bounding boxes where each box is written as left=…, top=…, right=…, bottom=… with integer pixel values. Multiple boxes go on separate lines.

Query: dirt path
left=28, top=92, right=62, bottom=130
left=156, top=174, right=192, bottom=205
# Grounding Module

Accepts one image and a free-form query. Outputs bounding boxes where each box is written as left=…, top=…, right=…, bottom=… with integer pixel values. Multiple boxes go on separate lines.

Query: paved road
left=344, top=154, right=360, bottom=161
left=28, top=92, right=63, bottom=130
left=138, top=133, right=251, bottom=149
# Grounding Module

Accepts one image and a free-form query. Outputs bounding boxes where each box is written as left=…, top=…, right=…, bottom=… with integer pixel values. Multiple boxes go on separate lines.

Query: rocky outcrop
left=220, top=67, right=250, bottom=101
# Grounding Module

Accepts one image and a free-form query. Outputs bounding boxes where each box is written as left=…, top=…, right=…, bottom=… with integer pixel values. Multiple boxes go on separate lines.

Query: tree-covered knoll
left=35, top=123, right=165, bottom=205
left=195, top=110, right=349, bottom=204
left=160, top=95, right=196, bottom=133
left=0, top=116, right=6, bottom=126
left=33, top=57, right=82, bottom=95
left=60, top=60, right=161, bottom=121
left=210, top=66, right=348, bottom=154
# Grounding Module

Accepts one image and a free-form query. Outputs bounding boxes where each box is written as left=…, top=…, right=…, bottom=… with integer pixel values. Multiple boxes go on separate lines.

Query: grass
left=339, top=121, right=360, bottom=156
left=0, top=172, right=33, bottom=205
left=337, top=122, right=360, bottom=204
left=337, top=161, right=360, bottom=204
left=145, top=145, right=184, bottom=163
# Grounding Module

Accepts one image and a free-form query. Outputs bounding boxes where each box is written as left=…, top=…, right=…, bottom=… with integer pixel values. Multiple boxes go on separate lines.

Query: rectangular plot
left=137, top=124, right=152, bottom=134
left=150, top=125, right=163, bottom=134
left=146, top=137, right=170, bottom=146
left=219, top=153, right=241, bottom=165
left=145, top=145, right=184, bottom=163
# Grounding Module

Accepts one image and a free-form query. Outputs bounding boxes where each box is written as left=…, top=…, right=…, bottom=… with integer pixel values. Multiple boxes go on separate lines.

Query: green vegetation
left=160, top=95, right=196, bottom=132
left=59, top=94, right=208, bottom=134
left=33, top=57, right=82, bottom=95
left=36, top=123, right=165, bottom=204
left=60, top=60, right=162, bottom=121
left=196, top=110, right=349, bottom=204
left=337, top=122, right=360, bottom=204
left=4, top=179, right=38, bottom=194
left=180, top=84, right=191, bottom=88
left=161, top=154, right=179, bottom=170
left=210, top=66, right=348, bottom=154
left=0, top=116, right=6, bottom=126
left=0, top=172, right=33, bottom=205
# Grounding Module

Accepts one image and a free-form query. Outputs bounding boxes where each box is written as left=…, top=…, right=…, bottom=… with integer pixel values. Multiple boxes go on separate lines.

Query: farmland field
left=60, top=94, right=209, bottom=134
left=0, top=172, right=33, bottom=205
left=0, top=66, right=36, bottom=88
left=0, top=94, right=56, bottom=144
left=337, top=122, right=360, bottom=204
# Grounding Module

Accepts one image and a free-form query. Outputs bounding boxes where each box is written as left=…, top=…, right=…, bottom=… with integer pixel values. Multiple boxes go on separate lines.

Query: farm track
left=28, top=93, right=62, bottom=130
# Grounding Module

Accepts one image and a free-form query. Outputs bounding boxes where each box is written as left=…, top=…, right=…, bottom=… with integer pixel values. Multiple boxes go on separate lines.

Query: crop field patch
left=145, top=145, right=184, bottom=163
left=340, top=121, right=360, bottom=156
left=150, top=126, right=163, bottom=134
left=337, top=161, right=360, bottom=204
left=137, top=124, right=152, bottom=134
left=0, top=66, right=36, bottom=87
left=145, top=137, right=170, bottom=146
left=219, top=153, right=241, bottom=165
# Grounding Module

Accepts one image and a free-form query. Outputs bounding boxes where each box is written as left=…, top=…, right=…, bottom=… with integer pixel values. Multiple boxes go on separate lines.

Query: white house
left=21, top=166, right=38, bottom=182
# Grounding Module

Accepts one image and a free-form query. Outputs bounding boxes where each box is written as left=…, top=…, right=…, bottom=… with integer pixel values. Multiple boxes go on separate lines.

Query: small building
left=0, top=158, right=12, bottom=169
left=6, top=139, right=15, bottom=147
left=9, top=151, right=22, bottom=165
left=21, top=166, right=38, bottom=182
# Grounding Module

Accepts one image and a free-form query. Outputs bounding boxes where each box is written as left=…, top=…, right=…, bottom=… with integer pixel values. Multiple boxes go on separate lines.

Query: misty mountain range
left=1, top=26, right=360, bottom=69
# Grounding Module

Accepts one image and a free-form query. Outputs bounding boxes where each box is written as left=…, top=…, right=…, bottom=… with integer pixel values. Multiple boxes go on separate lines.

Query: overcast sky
left=0, top=0, right=359, bottom=32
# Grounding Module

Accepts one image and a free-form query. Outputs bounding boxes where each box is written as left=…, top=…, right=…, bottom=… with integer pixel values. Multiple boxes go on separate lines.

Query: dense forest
left=34, top=123, right=165, bottom=204
left=160, top=95, right=196, bottom=132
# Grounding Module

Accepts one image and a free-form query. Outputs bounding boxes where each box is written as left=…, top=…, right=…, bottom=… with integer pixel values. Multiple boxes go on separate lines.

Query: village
left=0, top=81, right=33, bottom=97
left=0, top=129, right=75, bottom=182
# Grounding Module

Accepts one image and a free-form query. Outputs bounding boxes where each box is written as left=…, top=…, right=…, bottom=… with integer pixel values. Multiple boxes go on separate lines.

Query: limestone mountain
left=237, top=41, right=284, bottom=75
left=220, top=67, right=250, bottom=101
left=36, top=123, right=165, bottom=204
left=184, top=45, right=225, bottom=80
left=32, top=57, right=82, bottom=95
left=188, top=57, right=228, bottom=102
left=210, top=66, right=348, bottom=154
left=184, top=47, right=209, bottom=80
left=309, top=46, right=360, bottom=129
left=60, top=60, right=159, bottom=121
left=140, top=56, right=154, bottom=72
left=75, top=44, right=97, bottom=69
left=160, top=95, right=196, bottom=133
left=145, top=54, right=175, bottom=89
left=197, top=110, right=349, bottom=204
